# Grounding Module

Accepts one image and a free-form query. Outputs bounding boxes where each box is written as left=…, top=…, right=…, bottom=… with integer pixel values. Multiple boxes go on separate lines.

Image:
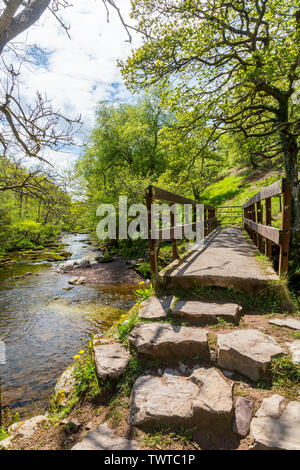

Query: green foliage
left=135, top=281, right=154, bottom=303
left=0, top=428, right=9, bottom=442
left=117, top=308, right=139, bottom=345
left=270, top=356, right=300, bottom=389
left=72, top=340, right=102, bottom=399
left=117, top=356, right=143, bottom=396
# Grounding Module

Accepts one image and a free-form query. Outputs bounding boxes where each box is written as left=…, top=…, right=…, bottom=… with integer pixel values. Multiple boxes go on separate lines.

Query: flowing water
left=0, top=234, right=137, bottom=416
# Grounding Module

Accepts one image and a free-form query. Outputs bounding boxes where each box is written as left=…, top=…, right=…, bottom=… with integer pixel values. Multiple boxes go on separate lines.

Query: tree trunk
left=281, top=133, right=300, bottom=236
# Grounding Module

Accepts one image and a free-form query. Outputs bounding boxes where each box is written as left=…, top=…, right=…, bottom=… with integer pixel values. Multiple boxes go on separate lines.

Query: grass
left=257, top=355, right=300, bottom=400
left=141, top=424, right=197, bottom=449
left=0, top=428, right=9, bottom=442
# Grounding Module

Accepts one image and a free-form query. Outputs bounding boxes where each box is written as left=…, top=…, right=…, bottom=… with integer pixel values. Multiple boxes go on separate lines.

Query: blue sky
left=17, top=0, right=138, bottom=168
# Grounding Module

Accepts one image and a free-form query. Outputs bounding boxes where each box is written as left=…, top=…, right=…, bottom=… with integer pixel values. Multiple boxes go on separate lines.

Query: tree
left=0, top=1, right=129, bottom=173
left=121, top=0, right=300, bottom=235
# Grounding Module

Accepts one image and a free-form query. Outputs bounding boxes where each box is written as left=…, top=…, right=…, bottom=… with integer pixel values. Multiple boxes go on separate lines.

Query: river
left=0, top=234, right=137, bottom=417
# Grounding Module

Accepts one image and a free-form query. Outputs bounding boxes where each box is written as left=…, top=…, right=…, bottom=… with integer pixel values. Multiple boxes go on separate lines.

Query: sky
left=15, top=0, right=139, bottom=168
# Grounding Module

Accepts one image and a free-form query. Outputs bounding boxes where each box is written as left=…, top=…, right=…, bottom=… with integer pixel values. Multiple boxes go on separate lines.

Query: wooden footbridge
left=145, top=178, right=291, bottom=291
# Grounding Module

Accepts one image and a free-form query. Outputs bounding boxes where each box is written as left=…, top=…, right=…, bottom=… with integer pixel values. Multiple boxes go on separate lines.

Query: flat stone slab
left=161, top=227, right=278, bottom=292
left=172, top=300, right=241, bottom=324
left=0, top=415, right=48, bottom=449
left=269, top=318, right=300, bottom=330
left=129, top=367, right=233, bottom=431
left=250, top=397, right=300, bottom=450
left=93, top=338, right=131, bottom=380
left=72, top=423, right=139, bottom=450
left=129, top=322, right=209, bottom=360
left=287, top=340, right=300, bottom=364
left=138, top=296, right=174, bottom=320
left=217, top=329, right=284, bottom=381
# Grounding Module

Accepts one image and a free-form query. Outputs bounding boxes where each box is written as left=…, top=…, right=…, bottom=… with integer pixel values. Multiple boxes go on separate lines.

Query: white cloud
left=14, top=0, right=139, bottom=167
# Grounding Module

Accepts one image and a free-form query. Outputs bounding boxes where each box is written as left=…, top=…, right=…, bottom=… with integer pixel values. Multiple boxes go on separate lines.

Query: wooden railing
left=243, top=178, right=292, bottom=275
left=146, top=185, right=218, bottom=275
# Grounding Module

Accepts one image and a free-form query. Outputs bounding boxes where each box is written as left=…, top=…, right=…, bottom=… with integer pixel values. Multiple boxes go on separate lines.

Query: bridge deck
left=160, top=227, right=279, bottom=292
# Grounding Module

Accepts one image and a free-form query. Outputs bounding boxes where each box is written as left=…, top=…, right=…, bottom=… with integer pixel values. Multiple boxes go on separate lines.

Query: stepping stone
left=129, top=367, right=233, bottom=432
left=233, top=397, right=253, bottom=437
left=72, top=423, right=139, bottom=450
left=129, top=322, right=209, bottom=360
left=217, top=329, right=284, bottom=381
left=93, top=338, right=131, bottom=380
left=172, top=300, right=241, bottom=324
left=138, top=295, right=174, bottom=320
left=250, top=397, right=300, bottom=450
left=269, top=318, right=300, bottom=330
left=287, top=340, right=300, bottom=364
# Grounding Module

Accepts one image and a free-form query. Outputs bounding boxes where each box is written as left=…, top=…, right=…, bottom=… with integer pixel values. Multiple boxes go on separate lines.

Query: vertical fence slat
left=265, top=197, right=272, bottom=258
left=146, top=188, right=158, bottom=275
left=279, top=186, right=292, bottom=275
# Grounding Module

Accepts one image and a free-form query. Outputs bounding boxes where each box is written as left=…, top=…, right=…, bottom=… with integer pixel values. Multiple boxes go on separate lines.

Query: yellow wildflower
left=73, top=355, right=80, bottom=360
left=79, top=350, right=85, bottom=354
left=139, top=281, right=145, bottom=286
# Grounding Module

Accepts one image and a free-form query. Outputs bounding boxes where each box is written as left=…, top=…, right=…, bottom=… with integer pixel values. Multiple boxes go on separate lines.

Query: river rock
left=269, top=318, right=300, bottom=330
left=93, top=339, right=131, bottom=379
left=0, top=415, right=48, bottom=449
left=129, top=367, right=233, bottom=431
left=217, top=329, right=284, bottom=381
left=68, top=277, right=86, bottom=285
left=72, top=423, right=139, bottom=450
left=287, top=340, right=300, bottom=364
left=255, top=394, right=285, bottom=419
left=172, top=300, right=241, bottom=324
left=233, top=397, right=253, bottom=437
left=138, top=296, right=174, bottom=320
left=129, top=322, right=209, bottom=361
left=54, top=365, right=76, bottom=407
left=250, top=398, right=300, bottom=450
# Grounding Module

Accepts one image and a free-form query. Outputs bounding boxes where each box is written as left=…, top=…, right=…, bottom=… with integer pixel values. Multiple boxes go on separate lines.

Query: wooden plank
left=256, top=201, right=263, bottom=252
left=243, top=179, right=286, bottom=209
left=244, top=218, right=284, bottom=245
left=153, top=219, right=218, bottom=241
left=265, top=198, right=272, bottom=258
left=146, top=193, right=158, bottom=275
left=171, top=211, right=178, bottom=261
left=148, top=185, right=215, bottom=209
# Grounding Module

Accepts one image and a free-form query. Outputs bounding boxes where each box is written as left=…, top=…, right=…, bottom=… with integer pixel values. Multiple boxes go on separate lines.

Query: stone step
left=129, top=322, right=209, bottom=361
left=72, top=423, right=139, bottom=450
left=172, top=300, right=241, bottom=324
left=250, top=396, right=300, bottom=450
left=269, top=317, right=300, bottom=330
left=93, top=336, right=131, bottom=380
left=217, top=329, right=285, bottom=381
left=129, top=367, right=233, bottom=432
left=138, top=295, right=175, bottom=320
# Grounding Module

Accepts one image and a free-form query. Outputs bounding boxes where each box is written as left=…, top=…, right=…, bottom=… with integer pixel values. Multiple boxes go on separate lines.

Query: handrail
left=243, top=178, right=291, bottom=275
left=146, top=185, right=218, bottom=275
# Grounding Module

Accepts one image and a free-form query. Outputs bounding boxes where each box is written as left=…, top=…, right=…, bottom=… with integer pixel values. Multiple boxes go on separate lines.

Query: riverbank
left=0, top=233, right=142, bottom=419
left=1, top=281, right=299, bottom=451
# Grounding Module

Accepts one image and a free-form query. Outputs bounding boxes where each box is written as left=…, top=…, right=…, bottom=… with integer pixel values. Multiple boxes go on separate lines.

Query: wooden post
left=265, top=197, right=272, bottom=259
left=146, top=187, right=158, bottom=275
left=256, top=201, right=263, bottom=252
left=279, top=186, right=292, bottom=275
left=171, top=209, right=178, bottom=261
